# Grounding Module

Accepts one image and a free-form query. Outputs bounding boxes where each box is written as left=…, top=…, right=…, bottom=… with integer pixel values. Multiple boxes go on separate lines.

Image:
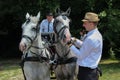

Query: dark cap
left=46, top=12, right=53, bottom=16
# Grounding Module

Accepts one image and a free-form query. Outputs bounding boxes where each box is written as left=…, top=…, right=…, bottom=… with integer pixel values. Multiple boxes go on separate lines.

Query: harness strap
left=57, top=26, right=66, bottom=35
left=56, top=57, right=77, bottom=65
left=64, top=49, right=70, bottom=57
left=56, top=48, right=70, bottom=59
left=30, top=50, right=50, bottom=62
left=19, top=56, right=43, bottom=80
left=22, top=35, right=33, bottom=44
left=19, top=53, right=50, bottom=80
left=19, top=58, right=26, bottom=80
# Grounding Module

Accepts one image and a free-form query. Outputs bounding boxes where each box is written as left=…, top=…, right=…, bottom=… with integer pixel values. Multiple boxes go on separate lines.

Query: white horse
left=53, top=8, right=78, bottom=80
left=19, top=12, right=51, bottom=80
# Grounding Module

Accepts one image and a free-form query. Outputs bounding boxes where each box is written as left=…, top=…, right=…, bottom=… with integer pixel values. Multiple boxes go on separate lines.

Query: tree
left=0, top=0, right=60, bottom=58
left=60, top=0, right=120, bottom=59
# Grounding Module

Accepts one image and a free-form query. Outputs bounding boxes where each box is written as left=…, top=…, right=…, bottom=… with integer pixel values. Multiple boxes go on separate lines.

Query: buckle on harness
left=49, top=59, right=57, bottom=65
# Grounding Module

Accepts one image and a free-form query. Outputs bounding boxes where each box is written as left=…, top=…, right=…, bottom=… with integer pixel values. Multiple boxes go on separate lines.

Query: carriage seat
left=41, top=32, right=56, bottom=43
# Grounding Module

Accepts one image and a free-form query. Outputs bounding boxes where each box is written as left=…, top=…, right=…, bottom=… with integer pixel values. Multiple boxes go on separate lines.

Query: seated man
left=39, top=11, right=56, bottom=63
left=39, top=11, right=55, bottom=43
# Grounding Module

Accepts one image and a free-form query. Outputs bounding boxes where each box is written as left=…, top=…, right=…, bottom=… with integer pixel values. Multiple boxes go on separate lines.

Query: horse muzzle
left=19, top=42, right=27, bottom=52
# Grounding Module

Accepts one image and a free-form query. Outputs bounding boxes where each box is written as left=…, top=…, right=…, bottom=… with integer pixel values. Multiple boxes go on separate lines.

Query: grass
left=0, top=59, right=24, bottom=80
left=99, top=59, right=120, bottom=80
left=0, top=59, right=120, bottom=80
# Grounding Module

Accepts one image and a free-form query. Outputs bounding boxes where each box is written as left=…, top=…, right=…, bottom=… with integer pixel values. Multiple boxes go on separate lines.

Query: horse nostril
left=24, top=44, right=27, bottom=48
left=19, top=42, right=27, bottom=51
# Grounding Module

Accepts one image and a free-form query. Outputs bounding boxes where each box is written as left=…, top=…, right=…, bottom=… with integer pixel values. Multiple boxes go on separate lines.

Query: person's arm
left=70, top=38, right=93, bottom=60
left=69, top=37, right=83, bottom=48
left=73, top=39, right=83, bottom=48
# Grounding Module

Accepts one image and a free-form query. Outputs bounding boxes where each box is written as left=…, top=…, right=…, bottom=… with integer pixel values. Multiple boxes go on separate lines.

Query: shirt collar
left=51, top=19, right=54, bottom=23
left=47, top=19, right=54, bottom=23
left=87, top=28, right=98, bottom=37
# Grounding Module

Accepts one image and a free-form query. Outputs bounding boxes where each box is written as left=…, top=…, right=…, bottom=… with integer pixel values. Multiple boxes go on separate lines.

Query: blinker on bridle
left=22, top=19, right=40, bottom=44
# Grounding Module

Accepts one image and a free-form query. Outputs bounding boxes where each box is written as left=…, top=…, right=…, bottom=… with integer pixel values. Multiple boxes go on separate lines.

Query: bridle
left=22, top=19, right=40, bottom=48
left=51, top=14, right=77, bottom=65
left=53, top=15, right=70, bottom=42
left=21, top=18, right=50, bottom=60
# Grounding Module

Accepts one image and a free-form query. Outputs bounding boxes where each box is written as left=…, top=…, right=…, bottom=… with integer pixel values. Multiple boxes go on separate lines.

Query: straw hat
left=82, top=12, right=100, bottom=22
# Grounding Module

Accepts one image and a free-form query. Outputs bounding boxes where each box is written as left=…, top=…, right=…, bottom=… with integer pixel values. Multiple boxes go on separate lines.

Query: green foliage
left=99, top=0, right=120, bottom=59
left=0, top=0, right=59, bottom=58
left=38, top=0, right=60, bottom=19
left=60, top=0, right=120, bottom=59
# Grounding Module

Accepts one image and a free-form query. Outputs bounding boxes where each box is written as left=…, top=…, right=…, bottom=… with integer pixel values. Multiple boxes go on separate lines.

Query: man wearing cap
left=69, top=12, right=103, bottom=80
left=39, top=12, right=55, bottom=42
left=40, top=12, right=54, bottom=33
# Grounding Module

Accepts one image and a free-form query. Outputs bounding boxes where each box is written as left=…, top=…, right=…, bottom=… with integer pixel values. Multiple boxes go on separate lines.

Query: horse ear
left=37, top=11, right=40, bottom=19
left=26, top=12, right=30, bottom=19
left=55, top=7, right=61, bottom=14
left=66, top=7, right=71, bottom=16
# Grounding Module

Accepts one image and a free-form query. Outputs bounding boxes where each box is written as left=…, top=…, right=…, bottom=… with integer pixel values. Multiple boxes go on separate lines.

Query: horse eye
left=31, top=27, right=37, bottom=31
left=62, top=16, right=66, bottom=20
left=26, top=18, right=30, bottom=24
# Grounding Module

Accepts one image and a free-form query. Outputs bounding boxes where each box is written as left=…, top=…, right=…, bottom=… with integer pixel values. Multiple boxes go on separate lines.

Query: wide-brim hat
left=82, top=12, right=100, bottom=22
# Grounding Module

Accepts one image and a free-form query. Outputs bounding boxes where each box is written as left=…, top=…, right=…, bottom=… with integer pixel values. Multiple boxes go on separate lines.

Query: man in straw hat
left=69, top=12, right=103, bottom=80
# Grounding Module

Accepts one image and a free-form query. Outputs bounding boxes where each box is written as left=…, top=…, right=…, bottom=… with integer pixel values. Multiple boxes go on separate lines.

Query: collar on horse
left=50, top=48, right=77, bottom=66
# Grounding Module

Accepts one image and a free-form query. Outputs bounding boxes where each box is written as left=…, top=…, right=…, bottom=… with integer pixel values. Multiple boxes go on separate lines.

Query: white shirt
left=80, top=34, right=87, bottom=41
left=40, top=19, right=54, bottom=32
left=70, top=28, right=103, bottom=69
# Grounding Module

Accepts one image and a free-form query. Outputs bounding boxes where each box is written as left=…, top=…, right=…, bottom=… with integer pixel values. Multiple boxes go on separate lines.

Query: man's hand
left=71, top=37, right=82, bottom=49
left=67, top=37, right=76, bottom=44
left=71, top=37, right=77, bottom=43
left=67, top=37, right=77, bottom=47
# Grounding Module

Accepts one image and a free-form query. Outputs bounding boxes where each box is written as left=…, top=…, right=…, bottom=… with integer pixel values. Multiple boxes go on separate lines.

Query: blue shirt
left=40, top=19, right=54, bottom=32
left=70, top=28, right=103, bottom=69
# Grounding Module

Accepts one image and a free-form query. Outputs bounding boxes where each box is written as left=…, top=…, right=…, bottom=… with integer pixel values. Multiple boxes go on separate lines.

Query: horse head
left=53, top=7, right=71, bottom=44
left=53, top=8, right=78, bottom=80
left=19, top=12, right=40, bottom=52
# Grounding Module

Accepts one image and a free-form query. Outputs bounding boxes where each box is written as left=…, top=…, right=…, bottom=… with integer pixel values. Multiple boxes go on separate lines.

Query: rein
left=52, top=15, right=77, bottom=66
left=22, top=20, right=40, bottom=45
left=30, top=50, right=50, bottom=62
left=22, top=35, right=33, bottom=44
left=53, top=26, right=76, bottom=65
left=54, top=25, right=69, bottom=43
left=57, top=25, right=68, bottom=36
left=54, top=46, right=77, bottom=65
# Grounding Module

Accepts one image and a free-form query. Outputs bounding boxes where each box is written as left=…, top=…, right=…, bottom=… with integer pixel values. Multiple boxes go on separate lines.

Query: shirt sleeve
left=74, top=39, right=83, bottom=48
left=70, top=38, right=94, bottom=60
